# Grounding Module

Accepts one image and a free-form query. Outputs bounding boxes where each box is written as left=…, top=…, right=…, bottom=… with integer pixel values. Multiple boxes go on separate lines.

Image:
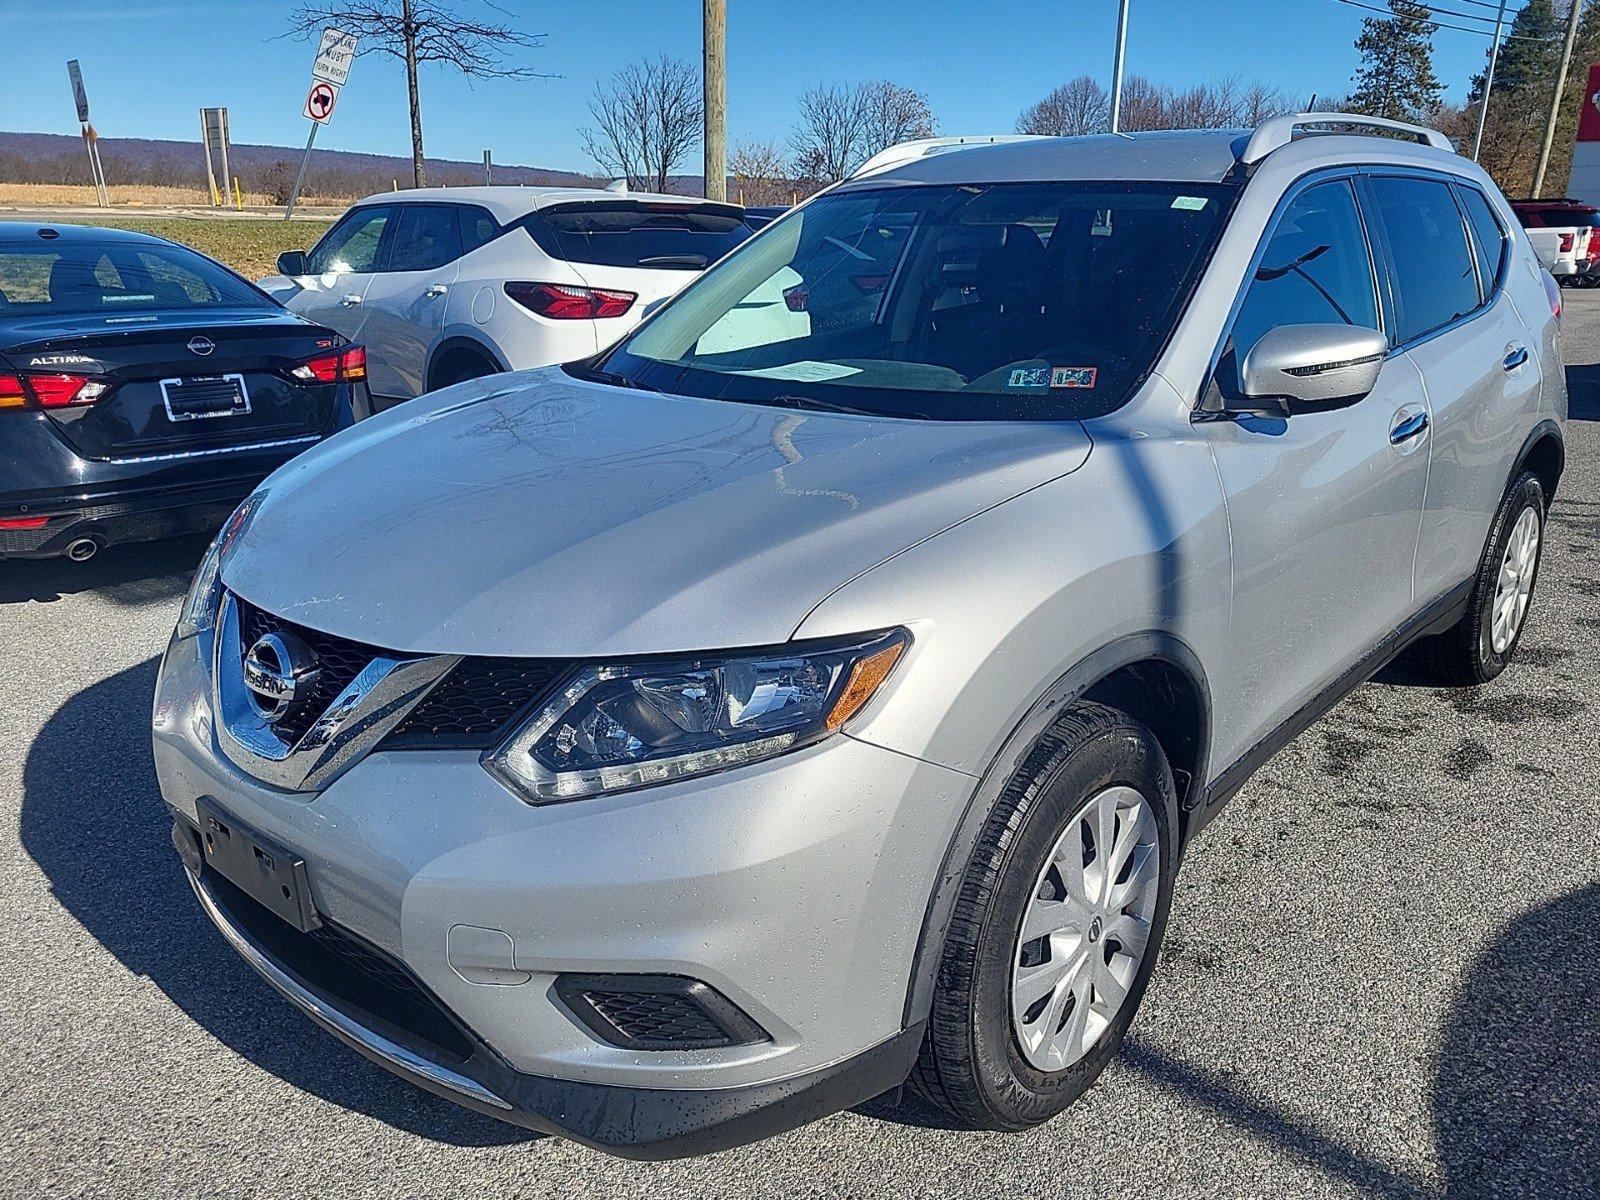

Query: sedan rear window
left=526, top=203, right=750, bottom=271
left=0, top=240, right=270, bottom=315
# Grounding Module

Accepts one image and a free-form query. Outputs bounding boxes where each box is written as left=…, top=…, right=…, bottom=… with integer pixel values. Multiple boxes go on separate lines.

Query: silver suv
left=155, top=114, right=1567, bottom=1158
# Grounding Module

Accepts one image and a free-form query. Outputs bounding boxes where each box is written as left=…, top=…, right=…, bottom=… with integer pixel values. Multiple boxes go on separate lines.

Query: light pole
left=1110, top=0, right=1130, bottom=133
left=1471, top=0, right=1508, bottom=163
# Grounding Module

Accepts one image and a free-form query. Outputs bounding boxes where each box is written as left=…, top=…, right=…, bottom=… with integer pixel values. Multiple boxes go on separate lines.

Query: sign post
left=200, top=107, right=233, bottom=207
left=285, top=28, right=356, bottom=220
left=67, top=60, right=109, bottom=206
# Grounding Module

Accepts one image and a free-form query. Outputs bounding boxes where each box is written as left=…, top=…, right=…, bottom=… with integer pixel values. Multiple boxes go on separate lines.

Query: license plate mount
left=196, top=800, right=321, bottom=932
left=160, top=373, right=252, bottom=422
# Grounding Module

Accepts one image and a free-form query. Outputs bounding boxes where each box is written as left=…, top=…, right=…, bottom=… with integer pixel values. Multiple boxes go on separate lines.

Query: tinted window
left=599, top=181, right=1233, bottom=421
left=529, top=203, right=750, bottom=270
left=1458, top=187, right=1507, bottom=298
left=1224, top=180, right=1378, bottom=389
left=459, top=206, right=500, bottom=254
left=307, top=206, right=391, bottom=274
left=0, top=240, right=268, bottom=315
left=1368, top=176, right=1481, bottom=342
left=386, top=204, right=463, bottom=272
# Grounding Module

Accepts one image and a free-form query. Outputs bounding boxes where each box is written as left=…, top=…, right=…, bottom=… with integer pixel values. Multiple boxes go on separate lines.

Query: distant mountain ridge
left=0, top=130, right=702, bottom=198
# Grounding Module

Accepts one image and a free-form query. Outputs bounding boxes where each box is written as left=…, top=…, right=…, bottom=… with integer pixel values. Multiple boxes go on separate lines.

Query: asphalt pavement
left=1, top=296, right=1596, bottom=1199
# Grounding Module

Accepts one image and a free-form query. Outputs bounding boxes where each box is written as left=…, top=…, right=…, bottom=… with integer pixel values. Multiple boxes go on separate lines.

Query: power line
left=1334, top=0, right=1561, bottom=42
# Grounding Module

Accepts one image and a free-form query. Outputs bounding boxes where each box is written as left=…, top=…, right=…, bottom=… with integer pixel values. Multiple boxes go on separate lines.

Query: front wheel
left=910, top=702, right=1178, bottom=1130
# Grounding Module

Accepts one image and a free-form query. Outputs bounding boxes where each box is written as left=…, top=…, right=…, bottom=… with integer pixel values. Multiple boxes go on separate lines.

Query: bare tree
left=860, top=81, right=936, bottom=156
left=728, top=140, right=791, bottom=206
left=288, top=0, right=546, bottom=188
left=581, top=56, right=703, bottom=193
left=790, top=80, right=936, bottom=184
left=1016, top=76, right=1110, bottom=136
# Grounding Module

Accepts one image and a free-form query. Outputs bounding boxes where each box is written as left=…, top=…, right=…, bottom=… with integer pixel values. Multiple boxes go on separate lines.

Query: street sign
left=303, top=81, right=339, bottom=124
left=67, top=60, right=89, bottom=122
left=311, top=28, right=357, bottom=87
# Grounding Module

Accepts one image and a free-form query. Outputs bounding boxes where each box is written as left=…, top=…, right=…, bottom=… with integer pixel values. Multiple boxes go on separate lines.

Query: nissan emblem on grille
left=241, top=631, right=321, bottom=722
left=186, top=335, right=216, bottom=356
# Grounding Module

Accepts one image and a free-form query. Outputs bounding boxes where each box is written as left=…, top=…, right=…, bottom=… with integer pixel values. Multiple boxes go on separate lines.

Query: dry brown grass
left=0, top=182, right=358, bottom=208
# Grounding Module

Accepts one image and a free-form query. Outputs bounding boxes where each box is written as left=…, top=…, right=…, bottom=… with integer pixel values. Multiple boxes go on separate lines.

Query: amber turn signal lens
left=825, top=639, right=907, bottom=732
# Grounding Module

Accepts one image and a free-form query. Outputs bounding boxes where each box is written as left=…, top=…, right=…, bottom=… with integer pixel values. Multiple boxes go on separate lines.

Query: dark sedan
left=0, top=222, right=368, bottom=560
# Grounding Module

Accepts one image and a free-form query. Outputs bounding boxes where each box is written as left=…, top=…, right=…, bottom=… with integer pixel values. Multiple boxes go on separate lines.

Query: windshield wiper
left=580, top=366, right=662, bottom=393
left=770, top=393, right=931, bottom=419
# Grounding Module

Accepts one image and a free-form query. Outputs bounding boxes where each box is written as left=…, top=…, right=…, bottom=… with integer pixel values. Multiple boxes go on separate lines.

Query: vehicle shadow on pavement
left=867, top=886, right=1600, bottom=1199
left=18, top=657, right=535, bottom=1148
left=0, top=534, right=209, bottom=606
left=1565, top=362, right=1600, bottom=421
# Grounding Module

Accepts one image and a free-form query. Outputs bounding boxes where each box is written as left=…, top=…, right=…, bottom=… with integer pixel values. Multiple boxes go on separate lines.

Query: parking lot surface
left=2, top=296, right=1596, bottom=1200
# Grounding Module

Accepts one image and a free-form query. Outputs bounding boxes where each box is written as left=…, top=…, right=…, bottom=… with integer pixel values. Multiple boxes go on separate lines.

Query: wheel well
left=1520, top=431, right=1564, bottom=508
left=1080, top=659, right=1207, bottom=828
left=427, top=339, right=499, bottom=391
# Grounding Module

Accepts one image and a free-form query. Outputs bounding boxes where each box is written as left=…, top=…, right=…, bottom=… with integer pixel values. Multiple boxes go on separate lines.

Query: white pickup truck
left=1511, top=198, right=1600, bottom=286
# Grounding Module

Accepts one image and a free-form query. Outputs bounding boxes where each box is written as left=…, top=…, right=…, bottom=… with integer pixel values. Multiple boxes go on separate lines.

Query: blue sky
left=0, top=0, right=1503, bottom=172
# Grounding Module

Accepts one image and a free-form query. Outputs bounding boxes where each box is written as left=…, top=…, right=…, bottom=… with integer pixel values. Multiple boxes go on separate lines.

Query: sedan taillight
left=504, top=282, right=636, bottom=319
left=24, top=373, right=110, bottom=408
left=286, top=344, right=367, bottom=384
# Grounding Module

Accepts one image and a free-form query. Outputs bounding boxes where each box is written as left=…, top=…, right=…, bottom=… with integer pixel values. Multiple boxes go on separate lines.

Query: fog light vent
left=554, top=973, right=767, bottom=1050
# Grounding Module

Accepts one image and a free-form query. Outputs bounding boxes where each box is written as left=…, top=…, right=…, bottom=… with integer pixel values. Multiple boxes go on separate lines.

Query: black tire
left=1410, top=471, right=1546, bottom=687
left=909, top=701, right=1179, bottom=1130
left=429, top=349, right=499, bottom=392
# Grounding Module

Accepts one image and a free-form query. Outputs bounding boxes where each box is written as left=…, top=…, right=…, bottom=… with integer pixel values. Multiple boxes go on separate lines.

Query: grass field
left=37, top=216, right=335, bottom=279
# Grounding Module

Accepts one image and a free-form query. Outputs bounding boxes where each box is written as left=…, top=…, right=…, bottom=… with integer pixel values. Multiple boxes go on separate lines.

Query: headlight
left=486, top=628, right=909, bottom=803
left=174, top=490, right=264, bottom=639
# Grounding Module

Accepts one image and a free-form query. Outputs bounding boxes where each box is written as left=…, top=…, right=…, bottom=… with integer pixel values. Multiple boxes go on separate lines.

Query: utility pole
left=703, top=0, right=726, bottom=200
left=1472, top=0, right=1509, bottom=163
left=1109, top=0, right=1131, bottom=133
left=1533, top=0, right=1584, bottom=196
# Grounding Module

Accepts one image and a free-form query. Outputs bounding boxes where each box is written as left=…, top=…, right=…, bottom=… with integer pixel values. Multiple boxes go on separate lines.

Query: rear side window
left=1366, top=176, right=1481, bottom=343
left=526, top=204, right=750, bottom=270
left=0, top=240, right=268, bottom=315
left=308, top=206, right=391, bottom=275
left=386, top=205, right=463, bottom=272
left=459, top=206, right=500, bottom=254
left=1223, top=179, right=1379, bottom=389
left=1457, top=187, right=1507, bottom=298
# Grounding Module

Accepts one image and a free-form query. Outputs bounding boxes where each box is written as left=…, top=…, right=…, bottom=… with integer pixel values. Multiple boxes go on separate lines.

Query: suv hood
left=223, top=369, right=1092, bottom=656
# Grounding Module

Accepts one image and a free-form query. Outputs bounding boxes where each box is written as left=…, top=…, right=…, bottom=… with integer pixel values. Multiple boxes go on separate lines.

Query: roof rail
left=850, top=134, right=1049, bottom=179
left=1240, top=112, right=1454, bottom=165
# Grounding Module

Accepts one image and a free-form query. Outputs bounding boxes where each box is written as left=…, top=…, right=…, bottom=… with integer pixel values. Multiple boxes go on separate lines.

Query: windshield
left=526, top=203, right=751, bottom=271
left=594, top=180, right=1234, bottom=420
left=0, top=238, right=271, bottom=317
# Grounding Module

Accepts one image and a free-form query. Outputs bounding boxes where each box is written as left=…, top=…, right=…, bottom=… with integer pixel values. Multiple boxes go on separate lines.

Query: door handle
left=339, top=294, right=363, bottom=307
left=1390, top=409, right=1429, bottom=445
left=424, top=284, right=449, bottom=298
left=1503, top=345, right=1529, bottom=372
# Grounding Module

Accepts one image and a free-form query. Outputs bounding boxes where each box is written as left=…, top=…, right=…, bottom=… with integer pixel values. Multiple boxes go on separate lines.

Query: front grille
left=554, top=974, right=768, bottom=1051
left=231, top=592, right=572, bottom=751
left=202, top=867, right=477, bottom=1064
left=233, top=594, right=387, bottom=745
left=382, top=658, right=572, bottom=749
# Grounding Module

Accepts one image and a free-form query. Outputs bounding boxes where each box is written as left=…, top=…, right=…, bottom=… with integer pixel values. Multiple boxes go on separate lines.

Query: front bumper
left=153, top=626, right=970, bottom=1154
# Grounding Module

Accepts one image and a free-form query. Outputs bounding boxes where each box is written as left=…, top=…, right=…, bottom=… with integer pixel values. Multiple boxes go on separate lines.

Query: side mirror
left=1239, top=323, right=1387, bottom=413
left=276, top=250, right=308, bottom=277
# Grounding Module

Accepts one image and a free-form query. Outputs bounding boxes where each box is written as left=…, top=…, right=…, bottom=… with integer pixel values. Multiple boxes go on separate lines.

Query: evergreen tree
left=1347, top=1, right=1445, bottom=121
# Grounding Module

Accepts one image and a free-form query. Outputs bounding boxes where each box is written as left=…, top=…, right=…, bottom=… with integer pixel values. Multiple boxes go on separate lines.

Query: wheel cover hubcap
left=1010, top=784, right=1160, bottom=1072
left=1490, top=506, right=1540, bottom=656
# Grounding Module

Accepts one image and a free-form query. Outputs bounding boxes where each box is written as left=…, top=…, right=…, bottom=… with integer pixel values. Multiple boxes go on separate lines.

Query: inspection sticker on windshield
left=1007, top=367, right=1051, bottom=389
left=1050, top=366, right=1098, bottom=389
left=1171, top=195, right=1209, bottom=211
